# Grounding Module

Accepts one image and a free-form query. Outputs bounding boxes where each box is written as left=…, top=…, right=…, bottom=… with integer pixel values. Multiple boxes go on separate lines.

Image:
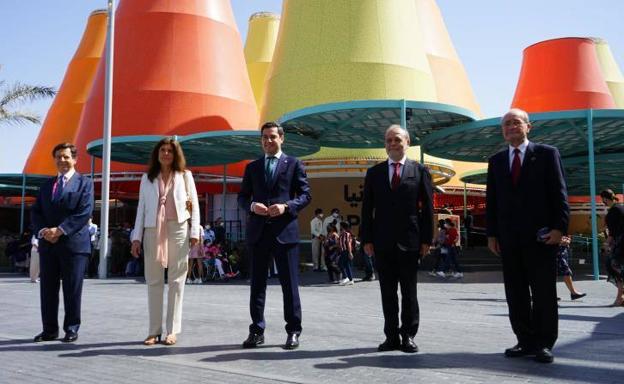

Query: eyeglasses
left=502, top=119, right=528, bottom=127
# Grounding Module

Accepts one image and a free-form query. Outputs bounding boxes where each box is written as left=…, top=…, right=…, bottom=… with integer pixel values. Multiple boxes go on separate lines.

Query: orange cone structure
left=414, top=0, right=482, bottom=116
left=74, top=0, right=258, bottom=175
left=511, top=37, right=616, bottom=112
left=23, top=10, right=107, bottom=175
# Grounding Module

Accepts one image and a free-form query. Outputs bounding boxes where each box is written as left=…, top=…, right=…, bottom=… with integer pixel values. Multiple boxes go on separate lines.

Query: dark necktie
left=391, top=162, right=401, bottom=191
left=52, top=176, right=64, bottom=201
left=265, top=156, right=276, bottom=183
left=511, top=148, right=521, bottom=186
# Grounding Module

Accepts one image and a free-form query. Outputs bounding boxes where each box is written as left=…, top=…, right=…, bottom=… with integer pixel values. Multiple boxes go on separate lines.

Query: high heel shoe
left=164, top=334, right=177, bottom=345
left=143, top=335, right=161, bottom=345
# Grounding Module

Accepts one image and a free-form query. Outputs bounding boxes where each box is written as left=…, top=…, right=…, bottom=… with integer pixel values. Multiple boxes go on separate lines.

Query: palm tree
left=0, top=70, right=56, bottom=126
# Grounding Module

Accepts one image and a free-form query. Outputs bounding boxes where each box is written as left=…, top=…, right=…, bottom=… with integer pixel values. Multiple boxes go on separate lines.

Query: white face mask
left=332, top=212, right=339, bottom=218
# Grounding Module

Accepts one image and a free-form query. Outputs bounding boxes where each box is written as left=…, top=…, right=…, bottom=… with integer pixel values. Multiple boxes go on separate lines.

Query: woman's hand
left=131, top=240, right=141, bottom=258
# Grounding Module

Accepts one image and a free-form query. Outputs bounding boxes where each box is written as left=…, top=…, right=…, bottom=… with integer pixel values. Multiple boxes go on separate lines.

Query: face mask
left=332, top=212, right=339, bottom=218
left=205, top=225, right=211, bottom=230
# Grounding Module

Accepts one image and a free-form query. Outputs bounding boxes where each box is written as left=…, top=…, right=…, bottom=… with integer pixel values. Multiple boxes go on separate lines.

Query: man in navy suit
left=31, top=142, right=94, bottom=343
left=238, top=121, right=311, bottom=350
left=361, top=125, right=434, bottom=353
left=486, top=108, right=569, bottom=363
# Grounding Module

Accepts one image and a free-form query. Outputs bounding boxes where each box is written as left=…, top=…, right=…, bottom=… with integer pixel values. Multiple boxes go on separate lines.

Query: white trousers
left=143, top=221, right=189, bottom=336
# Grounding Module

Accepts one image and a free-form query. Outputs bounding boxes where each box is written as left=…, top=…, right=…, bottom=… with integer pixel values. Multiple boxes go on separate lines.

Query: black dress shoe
left=534, top=348, right=554, bottom=363
left=284, top=333, right=299, bottom=350
left=571, top=292, right=587, bottom=300
left=33, top=332, right=58, bottom=343
left=377, top=337, right=401, bottom=352
left=242, top=333, right=264, bottom=348
left=401, top=335, right=418, bottom=353
left=504, top=344, right=535, bottom=357
left=62, top=331, right=78, bottom=343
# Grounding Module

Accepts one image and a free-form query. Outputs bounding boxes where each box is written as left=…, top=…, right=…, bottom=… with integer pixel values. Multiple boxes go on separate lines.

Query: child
left=338, top=221, right=355, bottom=285
left=323, top=224, right=342, bottom=283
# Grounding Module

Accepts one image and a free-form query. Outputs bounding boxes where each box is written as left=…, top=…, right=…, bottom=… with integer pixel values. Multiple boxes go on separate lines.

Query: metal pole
left=19, top=174, right=26, bottom=233
left=222, top=164, right=227, bottom=222
left=463, top=182, right=468, bottom=219
left=400, top=99, right=407, bottom=129
left=99, top=0, right=115, bottom=279
left=587, top=109, right=599, bottom=280
left=90, top=155, right=95, bottom=180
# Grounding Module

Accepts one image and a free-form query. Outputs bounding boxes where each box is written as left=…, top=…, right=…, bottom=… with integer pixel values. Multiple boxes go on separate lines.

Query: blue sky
left=1, top=0, right=622, bottom=172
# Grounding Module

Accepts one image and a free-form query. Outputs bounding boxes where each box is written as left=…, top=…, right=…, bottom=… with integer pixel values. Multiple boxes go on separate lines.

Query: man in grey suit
left=361, top=125, right=434, bottom=353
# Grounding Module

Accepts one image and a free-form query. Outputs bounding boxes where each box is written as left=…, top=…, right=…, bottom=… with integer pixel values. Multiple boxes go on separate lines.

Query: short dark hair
left=260, top=121, right=284, bottom=136
left=600, top=189, right=618, bottom=202
left=314, top=208, right=323, bottom=215
left=51, top=142, right=77, bottom=158
left=147, top=137, right=187, bottom=182
left=340, top=221, right=351, bottom=230
left=331, top=208, right=340, bottom=214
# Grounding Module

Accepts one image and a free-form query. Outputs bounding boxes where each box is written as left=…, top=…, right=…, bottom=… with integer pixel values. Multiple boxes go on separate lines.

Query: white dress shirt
left=508, top=139, right=529, bottom=170
left=250, top=151, right=283, bottom=212
left=388, top=155, right=407, bottom=185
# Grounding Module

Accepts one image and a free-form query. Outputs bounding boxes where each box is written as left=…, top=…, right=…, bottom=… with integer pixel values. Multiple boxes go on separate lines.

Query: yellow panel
left=244, top=12, right=280, bottom=111
left=415, top=0, right=482, bottom=116
left=261, top=0, right=436, bottom=122
left=594, top=38, right=624, bottom=108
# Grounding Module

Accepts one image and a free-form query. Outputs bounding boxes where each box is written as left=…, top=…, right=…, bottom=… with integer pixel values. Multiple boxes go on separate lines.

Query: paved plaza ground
left=1, top=270, right=622, bottom=383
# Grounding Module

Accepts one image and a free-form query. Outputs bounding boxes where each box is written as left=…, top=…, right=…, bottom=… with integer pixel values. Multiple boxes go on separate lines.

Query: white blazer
left=131, top=170, right=200, bottom=242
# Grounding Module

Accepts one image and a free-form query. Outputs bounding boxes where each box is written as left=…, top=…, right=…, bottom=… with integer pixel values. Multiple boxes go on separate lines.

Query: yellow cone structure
left=594, top=38, right=624, bottom=108
left=261, top=0, right=437, bottom=122
left=244, top=12, right=280, bottom=112
left=23, top=10, right=107, bottom=175
left=414, top=0, right=482, bottom=116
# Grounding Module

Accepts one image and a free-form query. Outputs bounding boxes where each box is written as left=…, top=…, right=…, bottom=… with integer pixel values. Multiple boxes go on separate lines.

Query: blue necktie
left=265, top=156, right=276, bottom=183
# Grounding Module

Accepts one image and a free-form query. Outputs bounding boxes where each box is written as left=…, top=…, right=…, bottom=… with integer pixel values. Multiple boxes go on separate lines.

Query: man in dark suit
left=238, top=121, right=311, bottom=350
left=31, top=142, right=94, bottom=343
left=486, top=108, right=569, bottom=363
left=361, top=124, right=433, bottom=353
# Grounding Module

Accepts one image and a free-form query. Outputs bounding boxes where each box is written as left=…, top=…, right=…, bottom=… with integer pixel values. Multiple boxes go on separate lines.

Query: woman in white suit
left=131, top=137, right=200, bottom=346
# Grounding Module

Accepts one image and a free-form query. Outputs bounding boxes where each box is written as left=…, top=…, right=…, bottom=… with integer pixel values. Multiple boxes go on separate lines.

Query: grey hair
left=385, top=124, right=410, bottom=141
left=501, top=108, right=530, bottom=124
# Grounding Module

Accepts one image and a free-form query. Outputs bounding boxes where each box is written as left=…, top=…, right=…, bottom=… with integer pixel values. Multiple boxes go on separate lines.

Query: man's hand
left=44, top=227, right=63, bottom=243
left=420, top=244, right=431, bottom=258
left=190, top=238, right=199, bottom=247
left=364, top=243, right=374, bottom=257
left=131, top=240, right=142, bottom=258
left=268, top=203, right=287, bottom=217
left=544, top=229, right=563, bottom=245
left=252, top=203, right=269, bottom=216
left=488, top=237, right=500, bottom=256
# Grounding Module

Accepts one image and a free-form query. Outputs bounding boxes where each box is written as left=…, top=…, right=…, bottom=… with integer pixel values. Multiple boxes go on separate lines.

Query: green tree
left=0, top=69, right=56, bottom=126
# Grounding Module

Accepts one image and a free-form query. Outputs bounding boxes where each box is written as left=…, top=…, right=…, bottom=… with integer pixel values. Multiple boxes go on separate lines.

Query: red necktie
left=511, top=148, right=521, bottom=186
left=391, top=163, right=401, bottom=190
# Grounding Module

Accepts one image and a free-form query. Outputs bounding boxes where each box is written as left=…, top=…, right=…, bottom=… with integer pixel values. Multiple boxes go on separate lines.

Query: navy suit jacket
left=486, top=142, right=569, bottom=248
left=360, top=159, right=434, bottom=253
left=31, top=172, right=95, bottom=255
left=238, top=154, right=311, bottom=246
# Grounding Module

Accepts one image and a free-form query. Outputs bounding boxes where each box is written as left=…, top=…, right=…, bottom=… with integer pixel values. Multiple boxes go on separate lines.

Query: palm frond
left=0, top=110, right=41, bottom=125
left=0, top=83, right=56, bottom=108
